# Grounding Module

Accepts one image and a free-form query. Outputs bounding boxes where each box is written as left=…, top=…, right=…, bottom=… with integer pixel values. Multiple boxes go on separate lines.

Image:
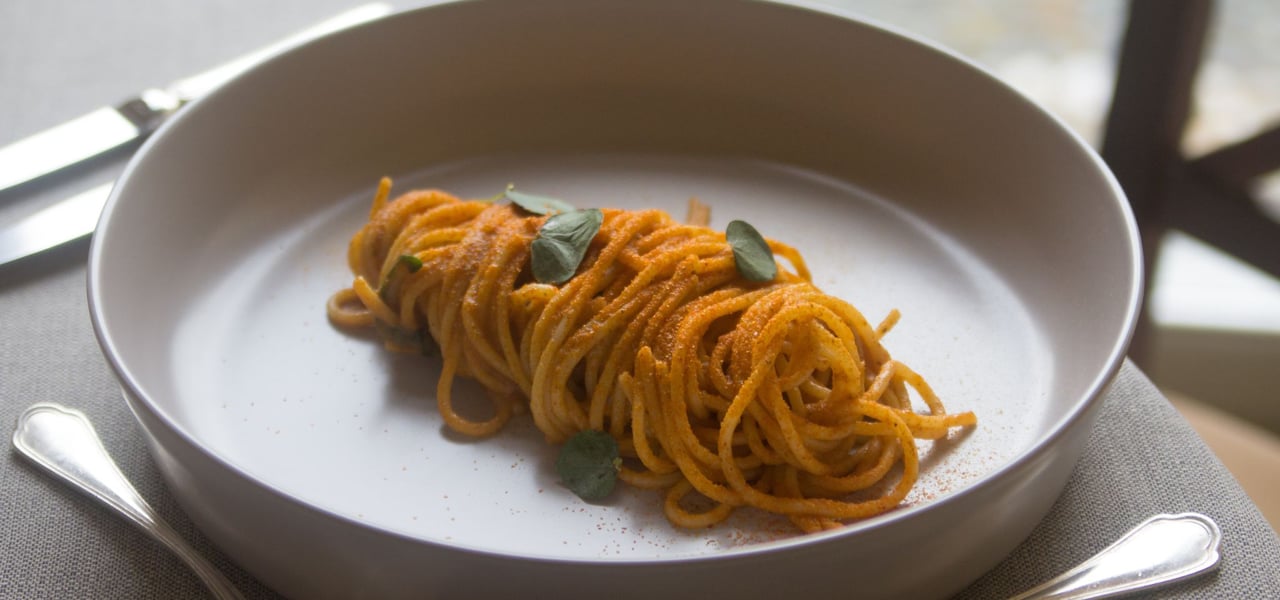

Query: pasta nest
left=329, top=180, right=975, bottom=532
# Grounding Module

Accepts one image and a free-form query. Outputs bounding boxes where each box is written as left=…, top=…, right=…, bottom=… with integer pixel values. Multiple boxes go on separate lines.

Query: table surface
left=2, top=1, right=1278, bottom=598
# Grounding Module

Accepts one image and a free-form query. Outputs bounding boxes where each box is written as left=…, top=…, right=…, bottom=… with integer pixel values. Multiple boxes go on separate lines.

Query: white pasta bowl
left=88, top=0, right=1141, bottom=598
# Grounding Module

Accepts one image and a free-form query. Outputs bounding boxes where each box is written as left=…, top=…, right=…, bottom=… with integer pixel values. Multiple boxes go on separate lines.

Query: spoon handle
left=1010, top=512, right=1222, bottom=600
left=12, top=402, right=246, bottom=600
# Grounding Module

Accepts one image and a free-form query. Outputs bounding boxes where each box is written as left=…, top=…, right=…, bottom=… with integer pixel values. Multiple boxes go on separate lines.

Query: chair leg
left=1170, top=164, right=1280, bottom=280
left=1099, top=0, right=1213, bottom=366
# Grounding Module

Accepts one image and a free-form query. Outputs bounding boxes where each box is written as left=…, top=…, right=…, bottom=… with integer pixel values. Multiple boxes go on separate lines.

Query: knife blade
left=0, top=184, right=111, bottom=267
left=0, top=3, right=392, bottom=193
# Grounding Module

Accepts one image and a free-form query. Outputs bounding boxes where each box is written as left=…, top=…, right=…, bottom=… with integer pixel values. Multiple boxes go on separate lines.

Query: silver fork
left=12, top=402, right=245, bottom=600
left=1009, top=512, right=1221, bottom=599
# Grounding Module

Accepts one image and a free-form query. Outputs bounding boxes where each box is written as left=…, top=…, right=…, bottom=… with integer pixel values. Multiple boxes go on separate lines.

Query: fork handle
left=13, top=402, right=246, bottom=600
left=1009, top=512, right=1222, bottom=600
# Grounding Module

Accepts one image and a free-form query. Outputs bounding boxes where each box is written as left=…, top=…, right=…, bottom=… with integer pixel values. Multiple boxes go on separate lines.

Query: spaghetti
left=327, top=179, right=976, bottom=532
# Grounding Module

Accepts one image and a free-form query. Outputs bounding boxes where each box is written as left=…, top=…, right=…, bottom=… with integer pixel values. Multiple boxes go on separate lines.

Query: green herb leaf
left=378, top=254, right=425, bottom=299
left=726, top=219, right=777, bottom=282
left=374, top=319, right=438, bottom=356
left=532, top=208, right=603, bottom=284
left=396, top=254, right=423, bottom=273
left=374, top=320, right=422, bottom=348
left=505, top=184, right=576, bottom=215
left=556, top=430, right=620, bottom=501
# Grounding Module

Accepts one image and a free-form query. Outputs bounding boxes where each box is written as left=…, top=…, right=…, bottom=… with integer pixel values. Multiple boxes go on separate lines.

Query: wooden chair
left=1101, top=0, right=1280, bottom=365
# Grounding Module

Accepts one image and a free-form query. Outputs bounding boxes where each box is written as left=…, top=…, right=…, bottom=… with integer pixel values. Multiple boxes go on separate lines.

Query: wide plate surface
left=161, top=153, right=1046, bottom=559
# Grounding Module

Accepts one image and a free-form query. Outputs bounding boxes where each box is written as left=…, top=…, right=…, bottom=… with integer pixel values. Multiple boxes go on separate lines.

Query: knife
left=0, top=184, right=111, bottom=267
left=0, top=3, right=392, bottom=194
left=0, top=4, right=393, bottom=268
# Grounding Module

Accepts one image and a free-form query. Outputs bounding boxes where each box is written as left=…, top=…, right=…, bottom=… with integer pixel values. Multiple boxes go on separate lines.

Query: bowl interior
left=91, top=0, right=1137, bottom=561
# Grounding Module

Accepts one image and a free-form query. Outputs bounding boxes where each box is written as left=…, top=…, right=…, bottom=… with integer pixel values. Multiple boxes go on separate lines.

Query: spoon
left=12, top=402, right=246, bottom=600
left=13, top=402, right=1222, bottom=600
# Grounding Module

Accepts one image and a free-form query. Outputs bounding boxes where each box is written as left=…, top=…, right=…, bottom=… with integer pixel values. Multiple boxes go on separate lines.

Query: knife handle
left=115, top=89, right=182, bottom=134
left=0, top=3, right=392, bottom=195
